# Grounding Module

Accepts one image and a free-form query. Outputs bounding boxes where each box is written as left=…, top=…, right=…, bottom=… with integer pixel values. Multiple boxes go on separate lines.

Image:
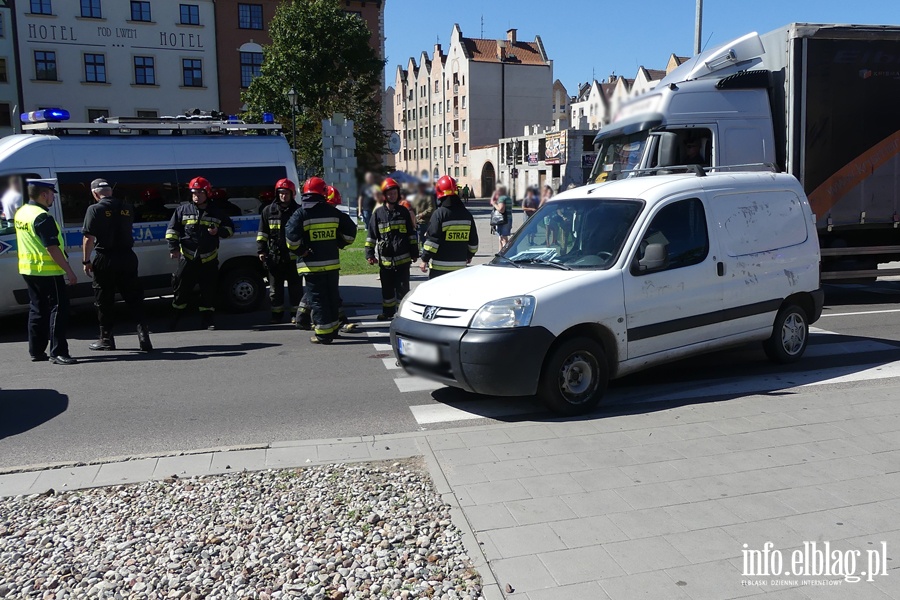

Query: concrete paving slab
left=538, top=544, right=625, bottom=585
left=575, top=467, right=639, bottom=492
left=490, top=440, right=550, bottom=461
left=717, top=492, right=799, bottom=522
left=526, top=453, right=588, bottom=476
left=93, top=457, right=158, bottom=487
left=489, top=554, right=557, bottom=595
left=504, top=496, right=577, bottom=526
left=664, top=527, right=744, bottom=564
left=607, top=507, right=690, bottom=540
left=456, top=428, right=515, bottom=448
left=815, top=477, right=895, bottom=505
left=482, top=523, right=567, bottom=559
left=573, top=448, right=636, bottom=469
left=265, top=445, right=318, bottom=468
left=462, top=502, right=517, bottom=532
left=153, top=453, right=214, bottom=479
left=599, top=570, right=692, bottom=600
left=462, top=479, right=532, bottom=505
left=664, top=559, right=765, bottom=600
left=442, top=463, right=488, bottom=487
left=0, top=470, right=40, bottom=496
left=559, top=489, right=634, bottom=518
left=209, top=448, right=266, bottom=473
left=721, top=519, right=805, bottom=551
left=614, top=481, right=689, bottom=510
left=549, top=515, right=629, bottom=548
left=517, top=473, right=585, bottom=499
left=621, top=443, right=688, bottom=465
left=315, top=442, right=372, bottom=462
left=618, top=460, right=691, bottom=485
left=478, top=458, right=541, bottom=482
left=29, top=464, right=101, bottom=494
left=502, top=424, right=559, bottom=443
left=662, top=500, right=745, bottom=530
left=603, top=536, right=691, bottom=575
left=525, top=581, right=610, bottom=600
left=437, top=445, right=498, bottom=467
left=768, top=485, right=849, bottom=513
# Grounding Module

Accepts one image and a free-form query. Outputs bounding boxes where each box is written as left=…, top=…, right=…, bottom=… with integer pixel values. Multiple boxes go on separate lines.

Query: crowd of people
left=13, top=172, right=478, bottom=362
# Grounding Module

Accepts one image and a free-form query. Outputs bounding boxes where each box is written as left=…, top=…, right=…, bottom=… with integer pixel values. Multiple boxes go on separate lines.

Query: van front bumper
left=390, top=317, right=555, bottom=397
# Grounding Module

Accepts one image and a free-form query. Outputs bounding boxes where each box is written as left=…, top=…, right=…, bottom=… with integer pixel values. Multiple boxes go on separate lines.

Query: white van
left=0, top=115, right=297, bottom=317
left=390, top=171, right=824, bottom=415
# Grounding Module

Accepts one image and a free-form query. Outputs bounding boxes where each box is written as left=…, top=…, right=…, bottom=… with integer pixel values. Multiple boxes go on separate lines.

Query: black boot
left=201, top=312, right=216, bottom=331
left=137, top=324, right=153, bottom=352
left=169, top=310, right=184, bottom=331
left=89, top=328, right=116, bottom=351
left=270, top=311, right=283, bottom=324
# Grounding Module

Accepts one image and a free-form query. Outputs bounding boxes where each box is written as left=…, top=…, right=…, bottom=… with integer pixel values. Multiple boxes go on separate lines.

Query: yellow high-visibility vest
left=14, top=204, right=65, bottom=276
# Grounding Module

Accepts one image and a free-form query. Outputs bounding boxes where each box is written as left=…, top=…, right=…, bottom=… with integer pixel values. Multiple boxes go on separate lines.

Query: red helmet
left=210, top=188, right=228, bottom=201
left=275, top=178, right=296, bottom=196
left=302, top=177, right=327, bottom=196
left=381, top=177, right=400, bottom=193
left=189, top=176, right=212, bottom=195
left=435, top=175, right=458, bottom=198
left=325, top=185, right=342, bottom=206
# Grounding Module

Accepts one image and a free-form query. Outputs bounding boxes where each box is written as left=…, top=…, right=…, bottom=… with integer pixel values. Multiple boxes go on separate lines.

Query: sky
left=384, top=0, right=900, bottom=94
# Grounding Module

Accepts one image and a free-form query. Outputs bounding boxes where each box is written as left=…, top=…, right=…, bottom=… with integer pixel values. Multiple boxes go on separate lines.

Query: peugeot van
left=390, top=171, right=824, bottom=414
left=0, top=114, right=296, bottom=316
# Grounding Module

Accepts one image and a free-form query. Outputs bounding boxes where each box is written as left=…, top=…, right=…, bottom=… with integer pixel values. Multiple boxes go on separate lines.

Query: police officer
left=15, top=178, right=78, bottom=364
left=420, top=175, right=478, bottom=279
left=366, top=177, right=418, bottom=320
left=82, top=178, right=152, bottom=352
left=165, top=176, right=235, bottom=330
left=285, top=177, right=356, bottom=344
left=257, top=178, right=304, bottom=324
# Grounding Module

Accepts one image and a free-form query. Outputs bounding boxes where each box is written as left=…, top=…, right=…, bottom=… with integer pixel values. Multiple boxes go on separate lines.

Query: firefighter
left=285, top=177, right=356, bottom=344
left=82, top=178, right=152, bottom=352
left=325, top=185, right=342, bottom=207
left=258, top=178, right=305, bottom=324
left=165, top=176, right=235, bottom=331
left=420, top=175, right=478, bottom=278
left=366, top=177, right=418, bottom=320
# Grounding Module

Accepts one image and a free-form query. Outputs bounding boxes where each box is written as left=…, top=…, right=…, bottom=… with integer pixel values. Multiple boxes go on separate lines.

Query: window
left=182, top=59, right=202, bottom=87
left=134, top=56, right=155, bottom=85
left=0, top=13, right=4, bottom=38
left=635, top=198, right=709, bottom=273
left=462, top=143, right=467, bottom=156
left=462, top=96, right=467, bottom=108
left=454, top=167, right=459, bottom=177
left=434, top=81, right=439, bottom=93
left=0, top=104, right=10, bottom=127
left=80, top=0, right=101, bottom=18
left=462, top=119, right=466, bottom=132
left=0, top=59, right=7, bottom=83
left=180, top=4, right=199, bottom=25
left=30, top=0, right=51, bottom=15
left=87, top=108, right=109, bottom=122
left=238, top=4, right=263, bottom=29
left=136, top=110, right=157, bottom=118
left=463, top=167, right=467, bottom=176
left=34, top=51, right=56, bottom=81
left=84, top=54, right=106, bottom=83
left=130, top=1, right=150, bottom=21
left=239, top=51, right=262, bottom=88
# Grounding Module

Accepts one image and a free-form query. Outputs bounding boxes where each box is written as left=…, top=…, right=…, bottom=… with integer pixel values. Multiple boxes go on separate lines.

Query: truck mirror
left=638, top=242, right=669, bottom=272
left=655, top=133, right=680, bottom=168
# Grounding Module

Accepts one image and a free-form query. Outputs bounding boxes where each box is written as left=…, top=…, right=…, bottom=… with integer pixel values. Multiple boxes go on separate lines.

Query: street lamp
left=287, top=87, right=298, bottom=157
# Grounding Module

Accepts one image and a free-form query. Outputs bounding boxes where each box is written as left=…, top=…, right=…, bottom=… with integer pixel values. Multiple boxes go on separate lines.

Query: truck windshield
left=495, top=198, right=643, bottom=270
left=589, top=131, right=650, bottom=183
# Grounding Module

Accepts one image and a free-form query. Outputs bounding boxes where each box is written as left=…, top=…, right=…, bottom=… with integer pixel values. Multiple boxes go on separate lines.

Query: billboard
left=545, top=132, right=566, bottom=164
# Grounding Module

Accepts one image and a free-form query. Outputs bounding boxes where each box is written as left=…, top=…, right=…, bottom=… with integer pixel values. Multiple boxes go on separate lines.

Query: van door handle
left=717, top=262, right=725, bottom=276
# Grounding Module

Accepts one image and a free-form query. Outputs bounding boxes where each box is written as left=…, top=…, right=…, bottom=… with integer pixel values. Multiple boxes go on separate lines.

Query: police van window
left=1, top=174, right=38, bottom=234
left=634, top=197, right=709, bottom=274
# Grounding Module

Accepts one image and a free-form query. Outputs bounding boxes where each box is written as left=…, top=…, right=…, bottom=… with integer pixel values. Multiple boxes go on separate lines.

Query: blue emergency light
left=262, top=112, right=275, bottom=124
left=20, top=108, right=70, bottom=123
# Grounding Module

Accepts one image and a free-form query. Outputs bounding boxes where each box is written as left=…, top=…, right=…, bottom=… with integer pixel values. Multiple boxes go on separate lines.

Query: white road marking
left=382, top=357, right=401, bottom=370
left=804, top=339, right=900, bottom=358
left=394, top=376, right=444, bottom=393
left=410, top=400, right=538, bottom=424
left=372, top=343, right=393, bottom=352
left=821, top=308, right=900, bottom=318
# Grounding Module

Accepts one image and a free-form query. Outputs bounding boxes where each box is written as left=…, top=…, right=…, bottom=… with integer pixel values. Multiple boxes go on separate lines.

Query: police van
left=0, top=109, right=298, bottom=317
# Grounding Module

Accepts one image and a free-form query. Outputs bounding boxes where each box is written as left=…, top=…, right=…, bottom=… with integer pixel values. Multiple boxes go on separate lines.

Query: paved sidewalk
left=3, top=381, right=900, bottom=599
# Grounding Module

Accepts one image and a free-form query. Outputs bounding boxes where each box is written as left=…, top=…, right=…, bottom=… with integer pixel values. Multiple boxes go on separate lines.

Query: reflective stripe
left=468, top=244, right=478, bottom=253
left=199, top=306, right=215, bottom=312
left=442, top=219, right=471, bottom=228
left=341, top=233, right=355, bottom=244
left=172, top=302, right=188, bottom=309
left=423, top=242, right=440, bottom=253
left=431, top=259, right=466, bottom=271
left=315, top=320, right=341, bottom=335
left=256, top=233, right=269, bottom=242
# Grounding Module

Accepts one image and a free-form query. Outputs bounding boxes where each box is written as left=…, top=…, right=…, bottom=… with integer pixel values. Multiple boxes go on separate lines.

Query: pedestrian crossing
left=367, top=327, right=900, bottom=426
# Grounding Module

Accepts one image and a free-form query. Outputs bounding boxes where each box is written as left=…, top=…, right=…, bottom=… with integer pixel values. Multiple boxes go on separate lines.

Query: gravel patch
left=0, top=458, right=485, bottom=599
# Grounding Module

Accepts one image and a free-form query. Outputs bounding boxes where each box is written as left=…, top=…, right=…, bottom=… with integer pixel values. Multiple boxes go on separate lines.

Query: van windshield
left=495, top=198, right=643, bottom=270
left=589, top=131, right=649, bottom=183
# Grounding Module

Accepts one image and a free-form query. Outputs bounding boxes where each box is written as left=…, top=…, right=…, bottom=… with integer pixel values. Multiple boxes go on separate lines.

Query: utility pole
left=694, top=0, right=703, bottom=55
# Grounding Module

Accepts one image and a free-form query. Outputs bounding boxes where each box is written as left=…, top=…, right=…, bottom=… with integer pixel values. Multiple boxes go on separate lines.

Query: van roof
left=553, top=172, right=803, bottom=205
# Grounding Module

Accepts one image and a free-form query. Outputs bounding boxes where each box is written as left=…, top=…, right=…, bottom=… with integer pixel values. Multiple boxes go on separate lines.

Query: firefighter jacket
left=421, top=195, right=478, bottom=273
left=256, top=200, right=297, bottom=264
left=285, top=193, right=357, bottom=273
left=165, top=201, right=234, bottom=263
left=365, top=203, right=419, bottom=268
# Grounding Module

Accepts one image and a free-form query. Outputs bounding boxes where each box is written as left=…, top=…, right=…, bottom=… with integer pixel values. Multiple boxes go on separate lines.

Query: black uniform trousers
left=380, top=265, right=410, bottom=317
left=305, top=270, right=341, bottom=341
left=429, top=269, right=452, bottom=280
left=173, top=257, right=218, bottom=312
left=267, top=261, right=304, bottom=313
left=23, top=274, right=70, bottom=359
left=92, top=251, right=145, bottom=330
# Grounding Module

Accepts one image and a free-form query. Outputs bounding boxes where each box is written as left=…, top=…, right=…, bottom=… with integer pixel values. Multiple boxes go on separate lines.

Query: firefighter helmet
left=325, top=185, right=342, bottom=206
left=302, top=177, right=327, bottom=196
left=435, top=175, right=458, bottom=198
left=380, top=177, right=400, bottom=192
left=188, top=176, right=212, bottom=195
left=275, top=178, right=296, bottom=196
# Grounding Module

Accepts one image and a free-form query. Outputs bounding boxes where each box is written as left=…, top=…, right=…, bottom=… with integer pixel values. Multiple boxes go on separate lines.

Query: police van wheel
left=219, top=267, right=264, bottom=313
left=539, top=337, right=608, bottom=416
left=764, top=303, right=809, bottom=364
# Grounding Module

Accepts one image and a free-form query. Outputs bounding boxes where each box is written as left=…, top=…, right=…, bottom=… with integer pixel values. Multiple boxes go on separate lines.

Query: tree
left=241, top=0, right=386, bottom=176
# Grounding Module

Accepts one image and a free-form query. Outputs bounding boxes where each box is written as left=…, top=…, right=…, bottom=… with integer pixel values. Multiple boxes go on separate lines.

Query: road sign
left=511, top=168, right=519, bottom=178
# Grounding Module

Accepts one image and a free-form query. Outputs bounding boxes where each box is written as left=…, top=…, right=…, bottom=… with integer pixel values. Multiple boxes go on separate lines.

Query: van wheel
left=219, top=266, right=264, bottom=313
left=763, top=304, right=808, bottom=363
left=539, top=337, right=608, bottom=415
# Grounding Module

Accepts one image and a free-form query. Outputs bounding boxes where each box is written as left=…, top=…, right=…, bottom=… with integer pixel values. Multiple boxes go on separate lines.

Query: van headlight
left=470, top=296, right=535, bottom=329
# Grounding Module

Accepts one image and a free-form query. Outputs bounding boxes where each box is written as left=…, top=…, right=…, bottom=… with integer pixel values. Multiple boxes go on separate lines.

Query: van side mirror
left=655, top=132, right=680, bottom=168
left=637, top=242, right=669, bottom=272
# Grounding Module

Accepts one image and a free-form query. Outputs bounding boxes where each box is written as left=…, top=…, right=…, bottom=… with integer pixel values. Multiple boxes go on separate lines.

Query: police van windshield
left=589, top=131, right=649, bottom=184
left=495, top=198, right=643, bottom=270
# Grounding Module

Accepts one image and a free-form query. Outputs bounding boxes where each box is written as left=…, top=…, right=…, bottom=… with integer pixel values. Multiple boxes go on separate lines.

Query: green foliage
left=241, top=0, right=386, bottom=175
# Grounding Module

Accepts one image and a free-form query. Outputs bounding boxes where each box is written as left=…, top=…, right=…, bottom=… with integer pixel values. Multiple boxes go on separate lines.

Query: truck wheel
left=219, top=266, right=264, bottom=313
left=539, top=337, right=608, bottom=415
left=763, top=304, right=808, bottom=363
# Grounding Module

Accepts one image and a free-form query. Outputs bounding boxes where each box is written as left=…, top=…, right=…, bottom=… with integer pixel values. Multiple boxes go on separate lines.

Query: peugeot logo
left=422, top=306, right=439, bottom=321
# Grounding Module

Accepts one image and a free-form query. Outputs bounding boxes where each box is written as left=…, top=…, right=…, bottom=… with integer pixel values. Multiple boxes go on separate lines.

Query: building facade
left=0, top=1, right=18, bottom=136
left=16, top=0, right=219, bottom=121
left=391, top=25, right=555, bottom=190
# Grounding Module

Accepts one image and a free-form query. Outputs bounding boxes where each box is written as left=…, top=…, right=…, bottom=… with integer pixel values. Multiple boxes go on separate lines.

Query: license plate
left=397, top=337, right=440, bottom=364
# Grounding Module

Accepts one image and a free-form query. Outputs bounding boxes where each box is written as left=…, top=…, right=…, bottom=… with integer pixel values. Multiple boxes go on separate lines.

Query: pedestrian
left=462, top=184, right=470, bottom=204
left=1, top=176, right=22, bottom=222
left=357, top=171, right=378, bottom=229
left=82, top=178, right=153, bottom=352
left=490, top=183, right=514, bottom=251
left=410, top=182, right=435, bottom=254
left=286, top=177, right=357, bottom=344
left=366, top=178, right=418, bottom=320
left=522, top=186, right=541, bottom=243
left=420, top=175, right=478, bottom=279
left=258, top=178, right=305, bottom=324
left=14, top=178, right=78, bottom=364
left=165, top=176, right=235, bottom=331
